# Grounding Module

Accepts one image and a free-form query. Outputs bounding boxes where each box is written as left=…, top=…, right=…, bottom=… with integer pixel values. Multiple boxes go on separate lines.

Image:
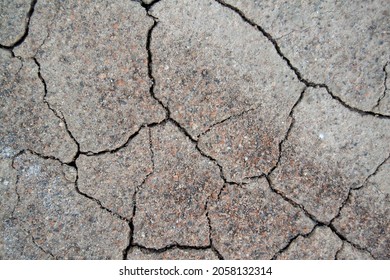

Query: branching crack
left=328, top=224, right=376, bottom=259
left=329, top=154, right=390, bottom=226
left=271, top=225, right=318, bottom=260
left=213, top=0, right=390, bottom=119
left=32, top=57, right=80, bottom=163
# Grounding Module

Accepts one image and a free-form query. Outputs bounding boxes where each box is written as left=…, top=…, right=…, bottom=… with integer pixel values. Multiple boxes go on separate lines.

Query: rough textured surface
left=332, top=185, right=389, bottom=259
left=10, top=152, right=129, bottom=259
left=222, top=0, right=390, bottom=114
left=0, top=0, right=31, bottom=47
left=151, top=0, right=303, bottom=139
left=34, top=0, right=165, bottom=152
left=0, top=50, right=77, bottom=162
left=271, top=87, right=390, bottom=223
left=277, top=227, right=342, bottom=260
left=77, top=128, right=152, bottom=220
left=127, top=247, right=218, bottom=260
left=209, top=177, right=314, bottom=259
left=199, top=106, right=292, bottom=183
left=337, top=242, right=374, bottom=260
left=1, top=0, right=389, bottom=260
left=365, top=158, right=390, bottom=195
left=14, top=0, right=59, bottom=58
left=133, top=122, right=223, bottom=249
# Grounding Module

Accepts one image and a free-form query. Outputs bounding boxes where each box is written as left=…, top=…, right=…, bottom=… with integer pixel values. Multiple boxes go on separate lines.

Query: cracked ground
left=0, top=0, right=389, bottom=260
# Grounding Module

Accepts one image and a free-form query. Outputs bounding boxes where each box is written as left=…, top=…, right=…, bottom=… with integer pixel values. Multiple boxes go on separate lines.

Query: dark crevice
left=123, top=128, right=156, bottom=260
left=264, top=175, right=325, bottom=226
left=80, top=121, right=165, bottom=156
left=140, top=0, right=162, bottom=11
left=204, top=198, right=225, bottom=260
left=0, top=0, right=37, bottom=50
left=32, top=57, right=81, bottom=164
left=73, top=164, right=130, bottom=223
left=373, top=62, right=389, bottom=110
left=214, top=0, right=390, bottom=119
left=328, top=224, right=375, bottom=259
left=131, top=243, right=215, bottom=254
left=334, top=242, right=345, bottom=260
left=271, top=225, right=318, bottom=260
left=144, top=7, right=234, bottom=188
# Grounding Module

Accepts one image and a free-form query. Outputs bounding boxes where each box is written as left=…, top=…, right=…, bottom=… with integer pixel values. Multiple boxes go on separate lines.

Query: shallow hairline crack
left=31, top=234, right=56, bottom=259
left=329, top=153, right=390, bottom=227
left=213, top=0, right=390, bottom=119
left=373, top=61, right=389, bottom=110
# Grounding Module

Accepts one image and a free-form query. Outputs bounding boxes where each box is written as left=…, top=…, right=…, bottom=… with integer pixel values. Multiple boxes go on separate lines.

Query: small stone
left=276, top=227, right=342, bottom=260
left=127, top=247, right=218, bottom=260
left=133, top=122, right=224, bottom=249
left=209, top=177, right=314, bottom=259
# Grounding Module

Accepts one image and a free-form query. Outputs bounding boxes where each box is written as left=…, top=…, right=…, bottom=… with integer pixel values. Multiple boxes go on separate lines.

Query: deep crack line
left=32, top=57, right=80, bottom=163
left=271, top=225, right=318, bottom=260
left=213, top=0, right=390, bottom=119
left=0, top=0, right=37, bottom=50
left=124, top=127, right=155, bottom=260
left=204, top=198, right=225, bottom=260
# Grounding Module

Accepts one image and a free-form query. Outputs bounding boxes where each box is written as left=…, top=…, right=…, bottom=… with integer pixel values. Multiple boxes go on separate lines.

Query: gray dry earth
left=0, top=0, right=389, bottom=260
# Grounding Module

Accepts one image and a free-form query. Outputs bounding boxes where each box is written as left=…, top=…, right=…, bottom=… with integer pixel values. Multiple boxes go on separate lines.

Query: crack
left=197, top=106, right=258, bottom=139
left=334, top=241, right=345, bottom=260
left=0, top=0, right=37, bottom=50
left=264, top=175, right=325, bottom=226
left=373, top=62, right=389, bottom=110
left=73, top=162, right=129, bottom=223
left=143, top=6, right=235, bottom=189
left=9, top=150, right=27, bottom=219
left=329, top=154, right=390, bottom=226
left=266, top=87, right=307, bottom=177
left=32, top=57, right=80, bottom=164
left=130, top=243, right=215, bottom=255
left=204, top=198, right=224, bottom=260
left=123, top=128, right=156, bottom=259
left=271, top=225, right=318, bottom=260
left=328, top=224, right=375, bottom=259
left=31, top=234, right=56, bottom=259
left=213, top=0, right=390, bottom=119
